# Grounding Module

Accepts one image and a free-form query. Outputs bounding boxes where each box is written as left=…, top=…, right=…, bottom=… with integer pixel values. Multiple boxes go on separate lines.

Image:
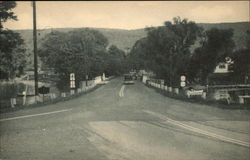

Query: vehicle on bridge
left=124, top=74, right=134, bottom=85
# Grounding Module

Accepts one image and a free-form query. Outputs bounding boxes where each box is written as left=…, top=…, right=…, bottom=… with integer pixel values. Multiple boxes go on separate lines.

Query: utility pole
left=33, top=1, right=38, bottom=96
left=80, top=40, right=88, bottom=87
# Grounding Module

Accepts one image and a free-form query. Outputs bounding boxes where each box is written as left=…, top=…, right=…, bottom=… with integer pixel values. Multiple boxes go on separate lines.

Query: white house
left=214, top=57, right=234, bottom=73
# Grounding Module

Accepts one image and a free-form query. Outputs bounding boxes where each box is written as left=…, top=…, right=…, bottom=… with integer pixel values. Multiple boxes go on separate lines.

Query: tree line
left=38, top=29, right=127, bottom=90
left=0, top=1, right=26, bottom=80
left=0, top=2, right=127, bottom=91
left=128, top=17, right=250, bottom=86
left=1, top=2, right=249, bottom=89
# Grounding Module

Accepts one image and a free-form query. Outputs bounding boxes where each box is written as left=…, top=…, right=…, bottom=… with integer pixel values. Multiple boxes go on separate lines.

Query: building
left=214, top=57, right=234, bottom=73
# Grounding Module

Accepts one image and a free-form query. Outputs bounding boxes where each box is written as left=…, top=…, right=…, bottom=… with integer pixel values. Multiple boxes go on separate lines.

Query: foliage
left=230, top=30, right=250, bottom=83
left=188, top=28, right=235, bottom=83
left=246, top=30, right=250, bottom=49
left=0, top=82, right=18, bottom=99
left=39, top=29, right=126, bottom=90
left=128, top=37, right=148, bottom=70
left=0, top=1, right=17, bottom=29
left=128, top=17, right=203, bottom=86
left=39, top=29, right=109, bottom=90
left=128, top=17, right=247, bottom=86
left=230, top=49, right=250, bottom=83
left=105, top=45, right=126, bottom=76
left=0, top=1, right=26, bottom=80
left=15, top=22, right=249, bottom=70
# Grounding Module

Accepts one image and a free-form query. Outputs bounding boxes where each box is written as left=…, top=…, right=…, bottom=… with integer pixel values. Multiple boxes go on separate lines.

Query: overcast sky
left=4, top=1, right=250, bottom=30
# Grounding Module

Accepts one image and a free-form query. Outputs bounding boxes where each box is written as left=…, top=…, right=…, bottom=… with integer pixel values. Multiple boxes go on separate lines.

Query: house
left=214, top=57, right=234, bottom=73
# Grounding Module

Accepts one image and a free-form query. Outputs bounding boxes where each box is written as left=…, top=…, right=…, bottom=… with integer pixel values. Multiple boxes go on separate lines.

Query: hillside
left=198, top=22, right=250, bottom=50
left=15, top=22, right=249, bottom=69
left=16, top=27, right=147, bottom=53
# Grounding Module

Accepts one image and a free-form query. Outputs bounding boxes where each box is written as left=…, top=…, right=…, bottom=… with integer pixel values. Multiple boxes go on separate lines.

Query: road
left=0, top=77, right=250, bottom=160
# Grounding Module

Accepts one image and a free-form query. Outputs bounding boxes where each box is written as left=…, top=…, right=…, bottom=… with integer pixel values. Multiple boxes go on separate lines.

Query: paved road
left=1, top=77, right=250, bottom=160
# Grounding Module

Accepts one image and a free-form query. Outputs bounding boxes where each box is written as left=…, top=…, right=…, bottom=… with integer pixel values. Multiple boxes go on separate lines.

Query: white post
left=10, top=98, right=16, bottom=108
left=61, top=92, right=66, bottom=97
left=70, top=90, right=75, bottom=95
left=168, top=87, right=172, bottom=92
left=164, top=85, right=168, bottom=91
left=23, top=84, right=28, bottom=105
left=77, top=88, right=82, bottom=93
left=50, top=93, right=56, bottom=99
left=239, top=96, right=244, bottom=104
left=202, top=92, right=207, bottom=99
left=174, top=88, right=179, bottom=94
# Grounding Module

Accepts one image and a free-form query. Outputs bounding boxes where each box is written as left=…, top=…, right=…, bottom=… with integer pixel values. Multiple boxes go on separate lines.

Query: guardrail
left=144, top=80, right=250, bottom=105
left=1, top=76, right=111, bottom=112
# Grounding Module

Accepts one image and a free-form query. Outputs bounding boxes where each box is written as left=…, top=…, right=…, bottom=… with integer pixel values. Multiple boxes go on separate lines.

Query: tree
left=38, top=29, right=109, bottom=90
left=246, top=30, right=250, bottom=49
left=128, top=37, right=154, bottom=71
left=105, top=45, right=126, bottom=76
left=136, top=17, right=202, bottom=86
left=0, top=1, right=26, bottom=80
left=0, top=1, right=17, bottom=29
left=188, top=28, right=235, bottom=83
left=230, top=30, right=250, bottom=83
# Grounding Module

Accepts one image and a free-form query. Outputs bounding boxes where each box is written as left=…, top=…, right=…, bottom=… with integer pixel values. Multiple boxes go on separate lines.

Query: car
left=213, top=90, right=232, bottom=104
left=124, top=74, right=134, bottom=85
left=184, top=85, right=205, bottom=98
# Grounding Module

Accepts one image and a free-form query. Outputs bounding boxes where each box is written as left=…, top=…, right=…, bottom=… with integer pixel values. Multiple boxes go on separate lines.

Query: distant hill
left=198, top=22, right=250, bottom=50
left=15, top=22, right=249, bottom=69
left=15, top=27, right=147, bottom=53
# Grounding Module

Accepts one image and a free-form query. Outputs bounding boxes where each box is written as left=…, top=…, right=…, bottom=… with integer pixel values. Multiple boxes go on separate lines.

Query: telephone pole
left=33, top=1, right=38, bottom=96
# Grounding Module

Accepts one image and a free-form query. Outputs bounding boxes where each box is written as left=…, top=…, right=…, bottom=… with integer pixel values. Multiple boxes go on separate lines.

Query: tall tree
left=188, top=28, right=235, bottom=83
left=127, top=37, right=148, bottom=71
left=105, top=45, right=126, bottom=76
left=0, top=1, right=17, bottom=29
left=140, top=17, right=202, bottom=86
left=230, top=30, right=250, bottom=83
left=0, top=1, right=26, bottom=79
left=38, top=29, right=109, bottom=90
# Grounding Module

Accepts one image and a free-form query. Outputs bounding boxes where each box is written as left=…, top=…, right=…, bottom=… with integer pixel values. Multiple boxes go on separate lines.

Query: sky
left=4, top=1, right=250, bottom=30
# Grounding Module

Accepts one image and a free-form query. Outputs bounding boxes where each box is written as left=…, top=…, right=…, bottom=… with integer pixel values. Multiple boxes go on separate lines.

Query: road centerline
left=119, top=85, right=125, bottom=97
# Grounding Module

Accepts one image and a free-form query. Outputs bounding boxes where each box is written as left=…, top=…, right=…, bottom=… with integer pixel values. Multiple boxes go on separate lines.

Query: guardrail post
left=202, top=92, right=207, bottom=99
left=168, top=87, right=172, bottom=93
left=50, top=93, right=56, bottom=99
left=174, top=88, right=179, bottom=94
left=10, top=98, right=16, bottom=108
left=239, top=96, right=244, bottom=104
left=77, top=88, right=82, bottom=93
left=61, top=92, right=66, bottom=97
left=70, top=90, right=75, bottom=95
left=164, top=85, right=168, bottom=91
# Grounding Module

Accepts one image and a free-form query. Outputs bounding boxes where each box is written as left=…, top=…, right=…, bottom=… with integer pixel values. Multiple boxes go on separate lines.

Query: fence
left=0, top=75, right=109, bottom=112
left=144, top=79, right=250, bottom=105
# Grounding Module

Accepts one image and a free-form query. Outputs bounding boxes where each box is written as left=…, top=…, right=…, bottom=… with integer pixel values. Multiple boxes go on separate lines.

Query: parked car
left=213, top=90, right=232, bottom=104
left=184, top=85, right=205, bottom=98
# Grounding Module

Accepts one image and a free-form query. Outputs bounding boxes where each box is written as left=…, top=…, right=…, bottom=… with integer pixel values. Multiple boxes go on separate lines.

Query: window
left=219, top=63, right=226, bottom=69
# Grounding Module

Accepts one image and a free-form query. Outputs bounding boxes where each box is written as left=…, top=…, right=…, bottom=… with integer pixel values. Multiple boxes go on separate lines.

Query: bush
left=0, top=82, right=18, bottom=99
left=0, top=82, right=27, bottom=100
